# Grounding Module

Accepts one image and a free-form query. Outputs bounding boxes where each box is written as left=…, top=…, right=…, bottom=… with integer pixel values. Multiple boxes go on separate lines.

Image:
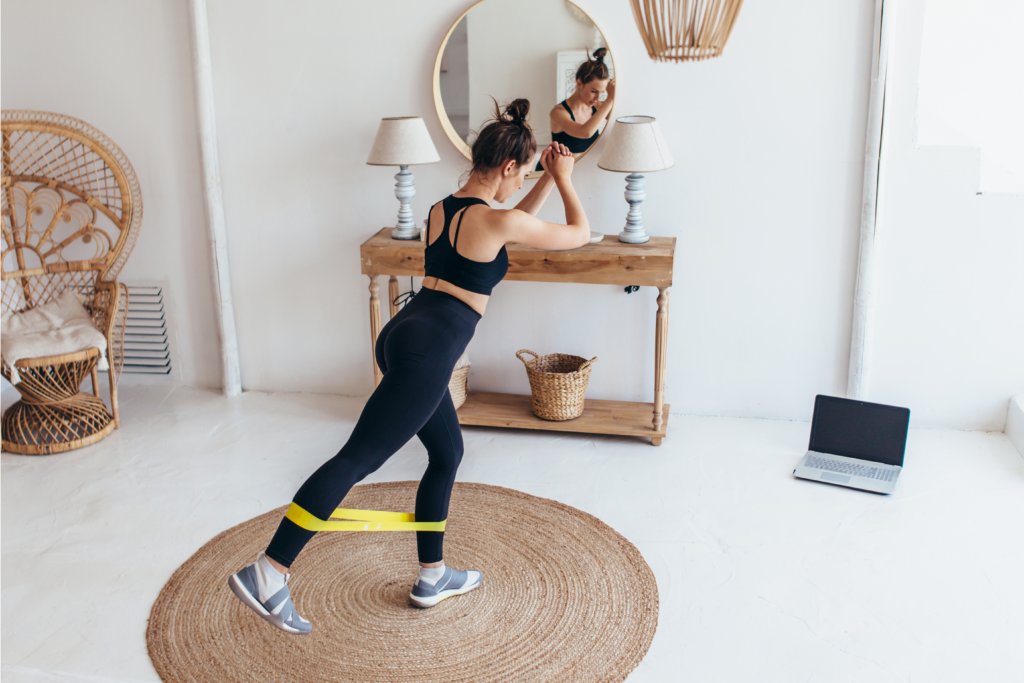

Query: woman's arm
left=498, top=150, right=590, bottom=251
left=513, top=144, right=568, bottom=216
left=514, top=173, right=556, bottom=217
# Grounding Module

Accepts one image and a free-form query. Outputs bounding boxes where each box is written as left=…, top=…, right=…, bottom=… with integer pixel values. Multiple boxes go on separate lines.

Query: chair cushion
left=1, top=290, right=108, bottom=384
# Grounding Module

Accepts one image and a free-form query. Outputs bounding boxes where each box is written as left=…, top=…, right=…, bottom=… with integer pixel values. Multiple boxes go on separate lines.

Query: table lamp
left=597, top=116, right=674, bottom=244
left=366, top=116, right=440, bottom=240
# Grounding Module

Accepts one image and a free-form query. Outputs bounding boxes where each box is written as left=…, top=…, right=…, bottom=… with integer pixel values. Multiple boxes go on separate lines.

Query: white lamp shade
left=366, top=117, right=440, bottom=166
left=597, top=116, right=674, bottom=173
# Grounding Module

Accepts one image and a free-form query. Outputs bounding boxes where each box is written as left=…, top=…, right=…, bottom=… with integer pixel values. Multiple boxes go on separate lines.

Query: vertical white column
left=848, top=0, right=897, bottom=400
left=188, top=0, right=242, bottom=397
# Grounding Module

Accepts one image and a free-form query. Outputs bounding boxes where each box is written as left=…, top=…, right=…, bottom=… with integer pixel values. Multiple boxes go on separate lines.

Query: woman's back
left=424, top=195, right=508, bottom=297
left=420, top=98, right=590, bottom=315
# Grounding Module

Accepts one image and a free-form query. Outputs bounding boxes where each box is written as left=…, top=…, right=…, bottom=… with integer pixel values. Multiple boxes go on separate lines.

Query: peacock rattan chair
left=1, top=111, right=142, bottom=454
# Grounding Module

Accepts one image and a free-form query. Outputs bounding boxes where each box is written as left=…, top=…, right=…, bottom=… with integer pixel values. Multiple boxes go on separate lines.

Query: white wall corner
left=1006, top=395, right=1024, bottom=458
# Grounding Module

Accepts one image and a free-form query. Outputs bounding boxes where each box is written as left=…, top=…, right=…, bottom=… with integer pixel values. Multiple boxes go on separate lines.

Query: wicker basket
left=516, top=349, right=598, bottom=421
left=449, top=365, right=470, bottom=410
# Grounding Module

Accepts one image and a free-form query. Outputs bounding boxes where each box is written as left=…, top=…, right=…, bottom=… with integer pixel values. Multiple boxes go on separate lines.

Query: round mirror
left=433, top=0, right=616, bottom=180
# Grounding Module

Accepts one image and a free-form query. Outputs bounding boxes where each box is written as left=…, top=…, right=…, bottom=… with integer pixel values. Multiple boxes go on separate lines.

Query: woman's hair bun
left=503, top=98, right=530, bottom=125
left=575, top=48, right=610, bottom=84
left=470, top=98, right=537, bottom=177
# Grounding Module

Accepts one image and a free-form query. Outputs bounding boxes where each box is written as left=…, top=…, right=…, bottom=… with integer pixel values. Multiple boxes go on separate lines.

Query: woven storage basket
left=449, top=351, right=470, bottom=410
left=449, top=365, right=469, bottom=410
left=516, top=349, right=598, bottom=421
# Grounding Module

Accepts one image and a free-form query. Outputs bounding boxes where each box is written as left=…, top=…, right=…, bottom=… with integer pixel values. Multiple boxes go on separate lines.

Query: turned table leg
left=368, top=275, right=383, bottom=386
left=652, top=287, right=670, bottom=445
left=388, top=275, right=400, bottom=319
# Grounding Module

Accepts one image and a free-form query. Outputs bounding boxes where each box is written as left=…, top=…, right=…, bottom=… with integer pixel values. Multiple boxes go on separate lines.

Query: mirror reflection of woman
left=543, top=48, right=615, bottom=165
left=229, top=99, right=590, bottom=635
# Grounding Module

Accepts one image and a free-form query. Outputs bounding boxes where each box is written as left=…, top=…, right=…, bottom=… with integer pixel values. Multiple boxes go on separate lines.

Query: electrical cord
left=392, top=277, right=417, bottom=309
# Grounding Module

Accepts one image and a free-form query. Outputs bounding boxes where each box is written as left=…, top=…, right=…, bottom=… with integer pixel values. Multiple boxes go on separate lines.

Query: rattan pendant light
left=630, top=0, right=745, bottom=62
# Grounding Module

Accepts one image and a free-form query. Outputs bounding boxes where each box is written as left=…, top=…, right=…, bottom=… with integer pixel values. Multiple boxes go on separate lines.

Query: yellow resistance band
left=285, top=503, right=446, bottom=532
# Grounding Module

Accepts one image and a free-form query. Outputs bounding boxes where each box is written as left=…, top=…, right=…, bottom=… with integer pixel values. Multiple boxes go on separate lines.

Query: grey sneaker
left=409, top=567, right=483, bottom=608
left=228, top=555, right=312, bottom=635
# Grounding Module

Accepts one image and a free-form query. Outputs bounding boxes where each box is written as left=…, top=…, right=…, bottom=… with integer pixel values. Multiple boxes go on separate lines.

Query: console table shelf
left=458, top=391, right=670, bottom=440
left=360, top=228, right=675, bottom=445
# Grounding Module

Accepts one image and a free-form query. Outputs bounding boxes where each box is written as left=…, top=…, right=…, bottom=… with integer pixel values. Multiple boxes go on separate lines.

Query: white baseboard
left=1, top=664, right=150, bottom=683
left=1007, top=395, right=1024, bottom=458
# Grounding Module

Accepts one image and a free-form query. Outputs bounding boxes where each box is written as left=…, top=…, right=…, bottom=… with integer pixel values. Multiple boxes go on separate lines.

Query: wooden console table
left=360, top=228, right=675, bottom=445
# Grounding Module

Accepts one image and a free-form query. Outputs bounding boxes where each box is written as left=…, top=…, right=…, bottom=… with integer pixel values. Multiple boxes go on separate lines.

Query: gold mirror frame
left=432, top=0, right=615, bottom=180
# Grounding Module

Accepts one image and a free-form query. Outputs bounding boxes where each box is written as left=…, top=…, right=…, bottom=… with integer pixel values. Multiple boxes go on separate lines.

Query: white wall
left=917, top=0, right=1024, bottom=193
left=0, top=0, right=871, bottom=421
left=3, top=0, right=1018, bottom=430
left=1, top=0, right=222, bottom=388
left=195, top=0, right=876, bottom=423
left=867, top=0, right=1024, bottom=430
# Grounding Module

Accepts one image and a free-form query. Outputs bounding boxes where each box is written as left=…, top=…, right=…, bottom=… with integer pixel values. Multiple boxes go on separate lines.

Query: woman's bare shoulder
left=550, top=102, right=571, bottom=118
left=478, top=207, right=535, bottom=235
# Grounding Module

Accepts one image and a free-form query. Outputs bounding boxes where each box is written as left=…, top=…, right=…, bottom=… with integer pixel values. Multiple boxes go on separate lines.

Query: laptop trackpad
left=821, top=472, right=851, bottom=484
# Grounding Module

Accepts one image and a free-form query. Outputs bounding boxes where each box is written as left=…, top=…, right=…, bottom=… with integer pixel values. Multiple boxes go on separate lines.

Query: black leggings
left=265, top=288, right=481, bottom=567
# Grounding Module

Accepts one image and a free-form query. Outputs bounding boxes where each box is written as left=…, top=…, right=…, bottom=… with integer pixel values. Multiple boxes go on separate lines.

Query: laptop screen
left=809, top=395, right=910, bottom=466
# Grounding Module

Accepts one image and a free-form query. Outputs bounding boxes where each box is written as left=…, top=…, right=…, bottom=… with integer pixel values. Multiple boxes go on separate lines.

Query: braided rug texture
left=147, top=481, right=658, bottom=683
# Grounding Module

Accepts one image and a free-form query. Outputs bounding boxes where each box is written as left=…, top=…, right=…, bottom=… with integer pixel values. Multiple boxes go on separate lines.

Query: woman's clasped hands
left=539, top=141, right=574, bottom=180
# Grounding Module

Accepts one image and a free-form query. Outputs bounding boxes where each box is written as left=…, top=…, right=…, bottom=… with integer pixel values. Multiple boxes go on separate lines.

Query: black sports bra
left=551, top=100, right=600, bottom=153
left=424, top=195, right=509, bottom=296
left=537, top=101, right=601, bottom=171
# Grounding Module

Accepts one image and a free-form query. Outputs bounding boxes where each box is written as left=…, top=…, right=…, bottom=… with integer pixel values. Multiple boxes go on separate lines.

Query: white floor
left=2, top=384, right=1023, bottom=683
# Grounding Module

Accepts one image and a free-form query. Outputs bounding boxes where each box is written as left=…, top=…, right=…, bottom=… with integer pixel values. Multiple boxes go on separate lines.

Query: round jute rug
left=147, top=481, right=658, bottom=683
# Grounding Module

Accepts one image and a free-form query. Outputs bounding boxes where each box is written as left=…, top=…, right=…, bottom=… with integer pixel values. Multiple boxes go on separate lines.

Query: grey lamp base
left=618, top=173, right=650, bottom=244
left=618, top=231, right=650, bottom=244
left=391, top=165, right=421, bottom=241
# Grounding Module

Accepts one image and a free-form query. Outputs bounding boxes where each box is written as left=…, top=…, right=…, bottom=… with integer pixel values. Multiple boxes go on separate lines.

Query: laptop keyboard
left=805, top=455, right=896, bottom=482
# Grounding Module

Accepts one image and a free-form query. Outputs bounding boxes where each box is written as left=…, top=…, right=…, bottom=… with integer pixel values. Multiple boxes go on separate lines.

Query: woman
left=537, top=48, right=615, bottom=172
left=228, top=99, right=591, bottom=635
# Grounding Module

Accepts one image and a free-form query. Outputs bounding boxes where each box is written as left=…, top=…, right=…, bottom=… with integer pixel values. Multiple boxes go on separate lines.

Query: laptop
left=794, top=395, right=910, bottom=494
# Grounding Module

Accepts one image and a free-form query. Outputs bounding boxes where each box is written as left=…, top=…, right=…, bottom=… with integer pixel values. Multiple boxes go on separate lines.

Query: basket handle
left=578, top=356, right=599, bottom=371
left=516, top=349, right=539, bottom=365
